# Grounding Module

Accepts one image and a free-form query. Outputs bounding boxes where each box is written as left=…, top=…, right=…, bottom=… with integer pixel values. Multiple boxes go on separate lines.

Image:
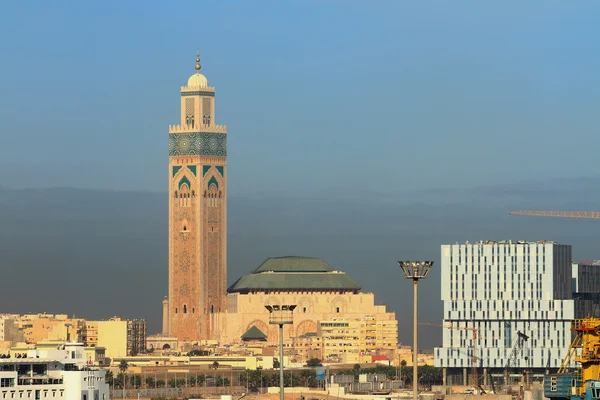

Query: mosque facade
left=163, top=56, right=397, bottom=350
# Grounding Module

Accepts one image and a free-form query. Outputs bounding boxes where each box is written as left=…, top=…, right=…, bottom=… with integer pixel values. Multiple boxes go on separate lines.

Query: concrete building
left=434, top=240, right=574, bottom=386
left=0, top=343, right=109, bottom=400
left=81, top=319, right=126, bottom=360
left=319, top=317, right=398, bottom=363
left=0, top=317, right=24, bottom=347
left=572, top=260, right=600, bottom=318
left=126, top=320, right=146, bottom=356
left=17, top=315, right=83, bottom=345
left=165, top=53, right=228, bottom=342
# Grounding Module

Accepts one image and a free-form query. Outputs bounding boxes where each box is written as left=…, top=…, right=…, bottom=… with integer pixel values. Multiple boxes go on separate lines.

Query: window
left=303, top=307, right=306, bottom=313
left=175, top=308, right=178, bottom=314
left=183, top=305, right=187, bottom=314
left=1, top=378, right=14, bottom=388
left=336, top=307, right=340, bottom=313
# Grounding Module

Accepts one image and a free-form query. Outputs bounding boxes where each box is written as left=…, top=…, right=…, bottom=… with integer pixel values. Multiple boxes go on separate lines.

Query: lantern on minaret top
left=187, top=51, right=208, bottom=88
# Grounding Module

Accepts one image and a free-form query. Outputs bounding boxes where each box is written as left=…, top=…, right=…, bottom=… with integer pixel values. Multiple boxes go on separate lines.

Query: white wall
left=435, top=241, right=574, bottom=369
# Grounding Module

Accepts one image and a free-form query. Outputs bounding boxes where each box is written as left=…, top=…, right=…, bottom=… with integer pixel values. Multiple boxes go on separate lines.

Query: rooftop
left=240, top=326, right=267, bottom=341
left=449, top=240, right=558, bottom=245
left=228, top=256, right=361, bottom=293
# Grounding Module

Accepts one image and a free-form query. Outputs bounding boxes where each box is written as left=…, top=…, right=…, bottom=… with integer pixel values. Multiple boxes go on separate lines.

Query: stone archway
left=331, top=297, right=348, bottom=314
left=295, top=320, right=318, bottom=337
left=246, top=320, right=269, bottom=338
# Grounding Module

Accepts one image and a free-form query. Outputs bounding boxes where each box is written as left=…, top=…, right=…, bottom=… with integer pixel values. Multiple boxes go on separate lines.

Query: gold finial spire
left=195, top=51, right=201, bottom=72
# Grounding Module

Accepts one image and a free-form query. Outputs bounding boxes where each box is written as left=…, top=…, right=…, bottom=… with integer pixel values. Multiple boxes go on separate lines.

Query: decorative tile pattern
left=169, top=132, right=227, bottom=157
left=216, top=166, right=224, bottom=177
left=172, top=166, right=182, bottom=177
left=188, top=165, right=197, bottom=176
left=176, top=250, right=191, bottom=273
left=208, top=176, right=218, bottom=190
left=203, top=165, right=211, bottom=176
left=178, top=176, right=191, bottom=189
left=181, top=91, right=215, bottom=97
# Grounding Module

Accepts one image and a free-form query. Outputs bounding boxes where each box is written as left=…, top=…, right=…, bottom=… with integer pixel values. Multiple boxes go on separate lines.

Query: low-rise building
left=0, top=343, right=109, bottom=400
left=319, top=316, right=398, bottom=363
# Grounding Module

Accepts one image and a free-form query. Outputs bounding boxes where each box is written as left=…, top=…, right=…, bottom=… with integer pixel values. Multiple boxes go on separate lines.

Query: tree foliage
left=306, top=358, right=322, bottom=367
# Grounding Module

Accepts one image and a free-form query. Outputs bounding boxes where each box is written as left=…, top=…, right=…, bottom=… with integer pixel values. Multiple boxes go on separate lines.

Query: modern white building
left=0, top=343, right=109, bottom=400
left=434, top=240, right=574, bottom=386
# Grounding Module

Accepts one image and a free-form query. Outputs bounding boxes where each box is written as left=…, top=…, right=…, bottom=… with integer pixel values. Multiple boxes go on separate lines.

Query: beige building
left=218, top=257, right=398, bottom=357
left=81, top=318, right=127, bottom=360
left=0, top=316, right=23, bottom=346
left=81, top=317, right=147, bottom=358
left=16, top=314, right=83, bottom=344
left=319, top=316, right=398, bottom=363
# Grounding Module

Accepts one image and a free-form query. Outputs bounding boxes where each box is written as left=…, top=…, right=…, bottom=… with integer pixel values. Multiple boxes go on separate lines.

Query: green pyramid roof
left=241, top=326, right=267, bottom=341
left=228, top=256, right=361, bottom=293
left=253, top=256, right=333, bottom=273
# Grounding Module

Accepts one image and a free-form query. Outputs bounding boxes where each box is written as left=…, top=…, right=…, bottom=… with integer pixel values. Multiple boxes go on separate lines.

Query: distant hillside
left=1, top=179, right=600, bottom=349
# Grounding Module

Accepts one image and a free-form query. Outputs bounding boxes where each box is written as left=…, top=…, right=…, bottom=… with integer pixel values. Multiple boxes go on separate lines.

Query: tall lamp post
left=398, top=261, right=433, bottom=400
left=265, top=304, right=296, bottom=400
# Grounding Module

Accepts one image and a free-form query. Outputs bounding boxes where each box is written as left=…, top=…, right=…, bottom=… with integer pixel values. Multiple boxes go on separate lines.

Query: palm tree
left=119, top=360, right=129, bottom=374
left=353, top=363, right=361, bottom=382
left=401, top=359, right=407, bottom=385
left=119, top=360, right=128, bottom=390
left=104, top=370, right=114, bottom=387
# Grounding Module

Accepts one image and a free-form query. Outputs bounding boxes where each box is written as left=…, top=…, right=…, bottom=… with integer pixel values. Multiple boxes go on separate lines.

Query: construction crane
left=509, top=210, right=600, bottom=219
left=418, top=322, right=480, bottom=388
left=546, top=317, right=600, bottom=400
left=504, top=331, right=529, bottom=392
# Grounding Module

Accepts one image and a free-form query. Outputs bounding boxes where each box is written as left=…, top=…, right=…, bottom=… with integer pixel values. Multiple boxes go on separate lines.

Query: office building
left=572, top=260, right=600, bottom=318
left=434, top=240, right=574, bottom=385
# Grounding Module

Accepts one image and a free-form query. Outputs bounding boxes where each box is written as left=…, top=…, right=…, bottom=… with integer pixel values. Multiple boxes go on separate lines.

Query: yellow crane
left=509, top=210, right=600, bottom=219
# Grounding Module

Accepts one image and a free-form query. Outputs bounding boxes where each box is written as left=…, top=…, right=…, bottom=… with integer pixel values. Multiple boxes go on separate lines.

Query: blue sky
left=0, top=1, right=598, bottom=195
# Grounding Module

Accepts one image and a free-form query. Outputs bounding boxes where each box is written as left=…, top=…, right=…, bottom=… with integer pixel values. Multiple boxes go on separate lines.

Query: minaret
left=167, top=53, right=227, bottom=342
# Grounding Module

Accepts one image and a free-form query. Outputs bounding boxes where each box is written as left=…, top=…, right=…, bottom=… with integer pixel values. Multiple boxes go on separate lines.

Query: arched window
left=183, top=305, right=187, bottom=314
left=207, top=115, right=211, bottom=127
left=190, top=115, right=195, bottom=128
left=175, top=308, right=178, bottom=314
left=179, top=183, right=191, bottom=207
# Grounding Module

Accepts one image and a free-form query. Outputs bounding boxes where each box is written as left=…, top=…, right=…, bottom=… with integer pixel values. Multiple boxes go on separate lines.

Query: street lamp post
left=398, top=261, right=433, bottom=400
left=265, top=304, right=296, bottom=400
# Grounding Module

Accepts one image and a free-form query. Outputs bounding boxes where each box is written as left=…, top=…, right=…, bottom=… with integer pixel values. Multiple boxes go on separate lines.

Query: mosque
left=161, top=55, right=397, bottom=348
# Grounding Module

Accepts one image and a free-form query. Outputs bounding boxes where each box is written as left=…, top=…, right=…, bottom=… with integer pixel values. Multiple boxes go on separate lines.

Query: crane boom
left=509, top=210, right=600, bottom=219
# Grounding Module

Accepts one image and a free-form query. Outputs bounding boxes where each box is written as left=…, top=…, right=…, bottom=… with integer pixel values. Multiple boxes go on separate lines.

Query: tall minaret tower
left=166, top=54, right=227, bottom=342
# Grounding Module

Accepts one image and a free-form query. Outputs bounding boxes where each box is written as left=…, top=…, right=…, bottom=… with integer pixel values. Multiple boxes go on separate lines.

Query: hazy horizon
left=3, top=177, right=600, bottom=350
